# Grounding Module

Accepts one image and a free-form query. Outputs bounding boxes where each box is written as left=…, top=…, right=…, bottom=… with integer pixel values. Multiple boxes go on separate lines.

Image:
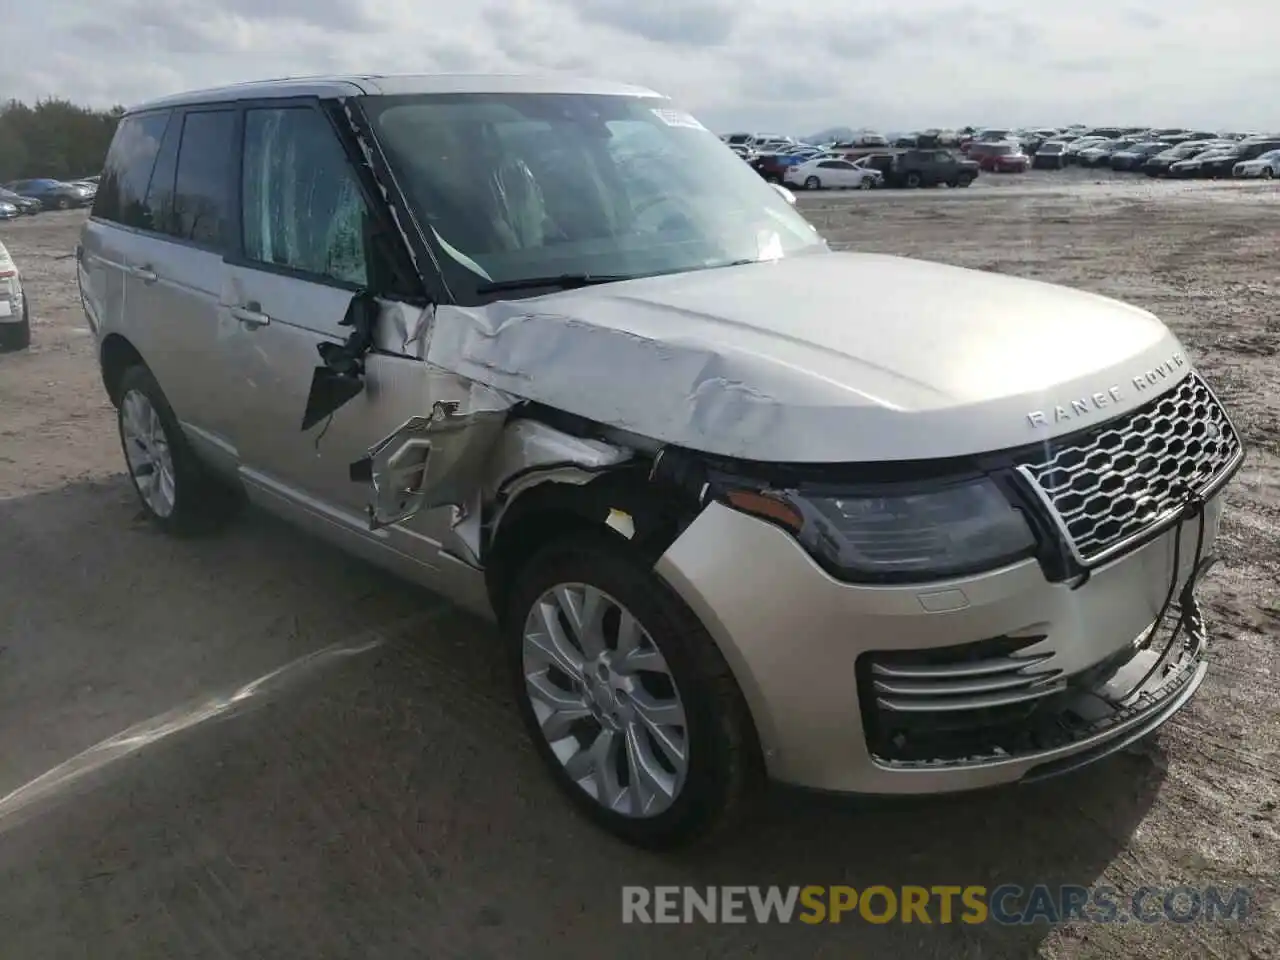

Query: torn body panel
left=358, top=383, right=511, bottom=530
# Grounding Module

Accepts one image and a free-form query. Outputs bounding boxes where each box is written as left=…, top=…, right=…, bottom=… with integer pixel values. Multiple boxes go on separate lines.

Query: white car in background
left=0, top=240, right=30, bottom=351
left=784, top=156, right=882, bottom=190
left=1233, top=149, right=1280, bottom=178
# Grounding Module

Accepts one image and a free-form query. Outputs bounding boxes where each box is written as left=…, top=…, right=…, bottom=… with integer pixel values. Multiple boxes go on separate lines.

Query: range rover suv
left=79, top=75, right=1244, bottom=849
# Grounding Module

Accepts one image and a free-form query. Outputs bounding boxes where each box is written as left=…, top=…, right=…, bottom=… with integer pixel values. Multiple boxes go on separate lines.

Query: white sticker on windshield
left=651, top=108, right=706, bottom=130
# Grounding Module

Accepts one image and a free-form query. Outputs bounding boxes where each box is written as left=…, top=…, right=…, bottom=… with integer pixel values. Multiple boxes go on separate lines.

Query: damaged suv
left=79, top=76, right=1244, bottom=848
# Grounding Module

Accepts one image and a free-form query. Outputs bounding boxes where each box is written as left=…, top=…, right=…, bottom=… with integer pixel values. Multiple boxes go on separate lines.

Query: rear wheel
left=507, top=532, right=763, bottom=849
left=116, top=364, right=239, bottom=535
left=804, top=176, right=820, bottom=190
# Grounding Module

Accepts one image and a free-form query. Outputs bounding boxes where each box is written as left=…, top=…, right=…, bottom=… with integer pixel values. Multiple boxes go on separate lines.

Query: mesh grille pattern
left=1019, top=373, right=1240, bottom=565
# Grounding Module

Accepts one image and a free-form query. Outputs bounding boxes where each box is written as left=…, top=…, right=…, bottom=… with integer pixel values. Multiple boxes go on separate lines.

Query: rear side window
left=92, top=111, right=172, bottom=227
left=240, top=106, right=369, bottom=287
left=172, top=110, right=236, bottom=250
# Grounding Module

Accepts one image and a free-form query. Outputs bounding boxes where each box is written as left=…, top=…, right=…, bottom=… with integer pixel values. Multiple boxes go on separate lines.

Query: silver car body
left=80, top=75, right=1243, bottom=796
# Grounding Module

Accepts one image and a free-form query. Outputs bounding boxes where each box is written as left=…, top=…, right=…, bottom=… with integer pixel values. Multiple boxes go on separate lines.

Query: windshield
left=364, top=92, right=823, bottom=303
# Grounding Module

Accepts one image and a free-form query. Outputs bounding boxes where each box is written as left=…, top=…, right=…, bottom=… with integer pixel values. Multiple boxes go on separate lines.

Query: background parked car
left=0, top=240, right=30, bottom=352
left=1142, top=139, right=1230, bottom=176
left=1233, top=148, right=1280, bottom=179
left=967, top=141, right=1031, bottom=173
left=1076, top=138, right=1139, bottom=167
left=1200, top=140, right=1280, bottom=178
left=0, top=201, right=18, bottom=221
left=887, top=149, right=979, bottom=187
left=1108, top=141, right=1172, bottom=171
left=784, top=157, right=881, bottom=190
left=1062, top=136, right=1106, bottom=163
left=1169, top=147, right=1235, bottom=178
left=3, top=178, right=95, bottom=210
left=0, top=187, right=42, bottom=214
left=1033, top=141, right=1068, bottom=169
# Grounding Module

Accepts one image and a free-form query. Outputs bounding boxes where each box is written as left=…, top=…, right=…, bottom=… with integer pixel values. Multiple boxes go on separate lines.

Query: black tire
left=1263, top=167, right=1274, bottom=179
left=55, top=196, right=70, bottom=210
left=804, top=176, right=820, bottom=190
left=905, top=171, right=922, bottom=188
left=116, top=364, right=239, bottom=535
left=505, top=531, right=764, bottom=849
left=956, top=173, right=974, bottom=187
left=0, top=293, right=30, bottom=351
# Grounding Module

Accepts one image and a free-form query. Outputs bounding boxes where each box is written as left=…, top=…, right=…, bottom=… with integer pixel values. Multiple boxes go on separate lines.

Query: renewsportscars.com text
left=621, top=885, right=1250, bottom=925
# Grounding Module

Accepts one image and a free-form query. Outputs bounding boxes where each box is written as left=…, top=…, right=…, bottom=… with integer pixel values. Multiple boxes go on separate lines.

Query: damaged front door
left=356, top=395, right=509, bottom=530
left=223, top=99, right=511, bottom=590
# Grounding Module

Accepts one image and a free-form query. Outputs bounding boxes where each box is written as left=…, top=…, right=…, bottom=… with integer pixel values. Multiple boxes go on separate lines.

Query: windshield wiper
left=475, top=273, right=633, bottom=294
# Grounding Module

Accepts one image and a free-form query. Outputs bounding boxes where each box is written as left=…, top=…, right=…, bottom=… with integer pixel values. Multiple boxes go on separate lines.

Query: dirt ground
left=0, top=177, right=1277, bottom=959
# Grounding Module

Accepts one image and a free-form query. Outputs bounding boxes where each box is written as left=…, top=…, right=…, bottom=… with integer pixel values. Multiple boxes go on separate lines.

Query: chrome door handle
left=230, top=303, right=271, bottom=328
left=131, top=265, right=157, bottom=283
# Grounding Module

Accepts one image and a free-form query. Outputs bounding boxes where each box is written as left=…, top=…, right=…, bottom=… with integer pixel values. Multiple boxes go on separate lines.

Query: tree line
left=0, top=98, right=124, bottom=183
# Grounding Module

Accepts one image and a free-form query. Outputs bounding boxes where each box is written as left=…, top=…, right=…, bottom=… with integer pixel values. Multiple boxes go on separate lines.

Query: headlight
left=721, top=476, right=1037, bottom=582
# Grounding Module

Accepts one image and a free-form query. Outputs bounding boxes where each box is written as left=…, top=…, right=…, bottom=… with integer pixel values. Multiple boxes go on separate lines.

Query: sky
left=8, top=0, right=1278, bottom=135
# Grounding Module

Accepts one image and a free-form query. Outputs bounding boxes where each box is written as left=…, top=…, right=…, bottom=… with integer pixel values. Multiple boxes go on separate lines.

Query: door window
left=241, top=107, right=369, bottom=288
left=172, top=110, right=236, bottom=250
left=92, top=111, right=172, bottom=228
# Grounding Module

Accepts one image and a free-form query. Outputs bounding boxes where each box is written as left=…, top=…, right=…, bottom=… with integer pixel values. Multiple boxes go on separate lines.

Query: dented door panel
left=221, top=265, right=493, bottom=573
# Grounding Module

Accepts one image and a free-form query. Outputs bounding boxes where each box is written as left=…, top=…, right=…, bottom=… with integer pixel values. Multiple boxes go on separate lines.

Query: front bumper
left=655, top=497, right=1222, bottom=794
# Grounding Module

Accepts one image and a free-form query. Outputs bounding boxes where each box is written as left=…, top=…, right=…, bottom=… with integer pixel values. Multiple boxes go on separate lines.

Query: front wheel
left=804, top=176, right=821, bottom=190
left=956, top=173, right=974, bottom=187
left=859, top=177, right=873, bottom=190
left=507, top=533, right=763, bottom=849
left=1263, top=167, right=1275, bottom=179
left=905, top=171, right=922, bottom=188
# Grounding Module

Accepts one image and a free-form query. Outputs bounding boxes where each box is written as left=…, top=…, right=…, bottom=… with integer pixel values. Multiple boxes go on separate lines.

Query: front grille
left=1017, top=372, right=1241, bottom=568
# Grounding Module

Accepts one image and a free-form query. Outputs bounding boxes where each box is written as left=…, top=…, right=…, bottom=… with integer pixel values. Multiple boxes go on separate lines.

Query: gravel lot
left=1, top=177, right=1277, bottom=959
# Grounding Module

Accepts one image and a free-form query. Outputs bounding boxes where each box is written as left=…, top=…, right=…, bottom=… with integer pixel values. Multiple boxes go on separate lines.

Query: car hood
left=425, top=251, right=1188, bottom=462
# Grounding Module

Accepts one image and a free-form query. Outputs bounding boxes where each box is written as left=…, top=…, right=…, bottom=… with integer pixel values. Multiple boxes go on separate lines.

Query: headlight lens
left=723, top=476, right=1036, bottom=581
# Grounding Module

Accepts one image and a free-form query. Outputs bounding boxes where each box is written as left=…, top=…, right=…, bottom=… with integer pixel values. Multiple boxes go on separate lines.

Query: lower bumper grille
left=858, top=598, right=1208, bottom=768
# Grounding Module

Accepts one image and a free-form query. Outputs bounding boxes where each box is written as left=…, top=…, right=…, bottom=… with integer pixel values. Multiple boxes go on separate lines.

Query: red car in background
left=967, top=141, right=1031, bottom=173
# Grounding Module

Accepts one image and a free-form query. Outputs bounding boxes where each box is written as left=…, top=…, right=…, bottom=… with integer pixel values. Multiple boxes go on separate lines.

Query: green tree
left=0, top=98, right=123, bottom=182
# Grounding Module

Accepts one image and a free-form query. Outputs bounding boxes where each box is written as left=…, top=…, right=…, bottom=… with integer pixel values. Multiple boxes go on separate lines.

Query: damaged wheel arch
left=483, top=464, right=699, bottom=619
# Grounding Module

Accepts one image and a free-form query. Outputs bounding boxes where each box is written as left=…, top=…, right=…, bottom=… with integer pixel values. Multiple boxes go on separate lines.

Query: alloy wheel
left=521, top=583, right=689, bottom=818
left=121, top=388, right=177, bottom=518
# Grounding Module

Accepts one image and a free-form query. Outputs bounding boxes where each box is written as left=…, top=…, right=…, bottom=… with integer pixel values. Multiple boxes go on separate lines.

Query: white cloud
left=10, top=0, right=1280, bottom=134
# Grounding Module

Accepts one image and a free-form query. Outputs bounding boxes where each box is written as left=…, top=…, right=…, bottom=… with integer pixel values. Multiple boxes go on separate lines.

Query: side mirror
left=769, top=182, right=797, bottom=206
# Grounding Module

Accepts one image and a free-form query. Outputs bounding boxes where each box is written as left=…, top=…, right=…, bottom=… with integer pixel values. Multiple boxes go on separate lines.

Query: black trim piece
left=339, top=96, right=453, bottom=307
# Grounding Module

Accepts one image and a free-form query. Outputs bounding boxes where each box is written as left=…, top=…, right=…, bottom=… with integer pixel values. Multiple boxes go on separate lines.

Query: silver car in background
left=79, top=75, right=1244, bottom=848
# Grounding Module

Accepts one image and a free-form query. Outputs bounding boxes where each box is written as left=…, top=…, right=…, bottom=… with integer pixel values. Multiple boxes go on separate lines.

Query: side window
left=92, top=111, right=172, bottom=227
left=834, top=161, right=855, bottom=170
left=141, top=115, right=182, bottom=235
left=241, top=107, right=368, bottom=287
left=817, top=161, right=839, bottom=169
left=172, top=110, right=236, bottom=250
